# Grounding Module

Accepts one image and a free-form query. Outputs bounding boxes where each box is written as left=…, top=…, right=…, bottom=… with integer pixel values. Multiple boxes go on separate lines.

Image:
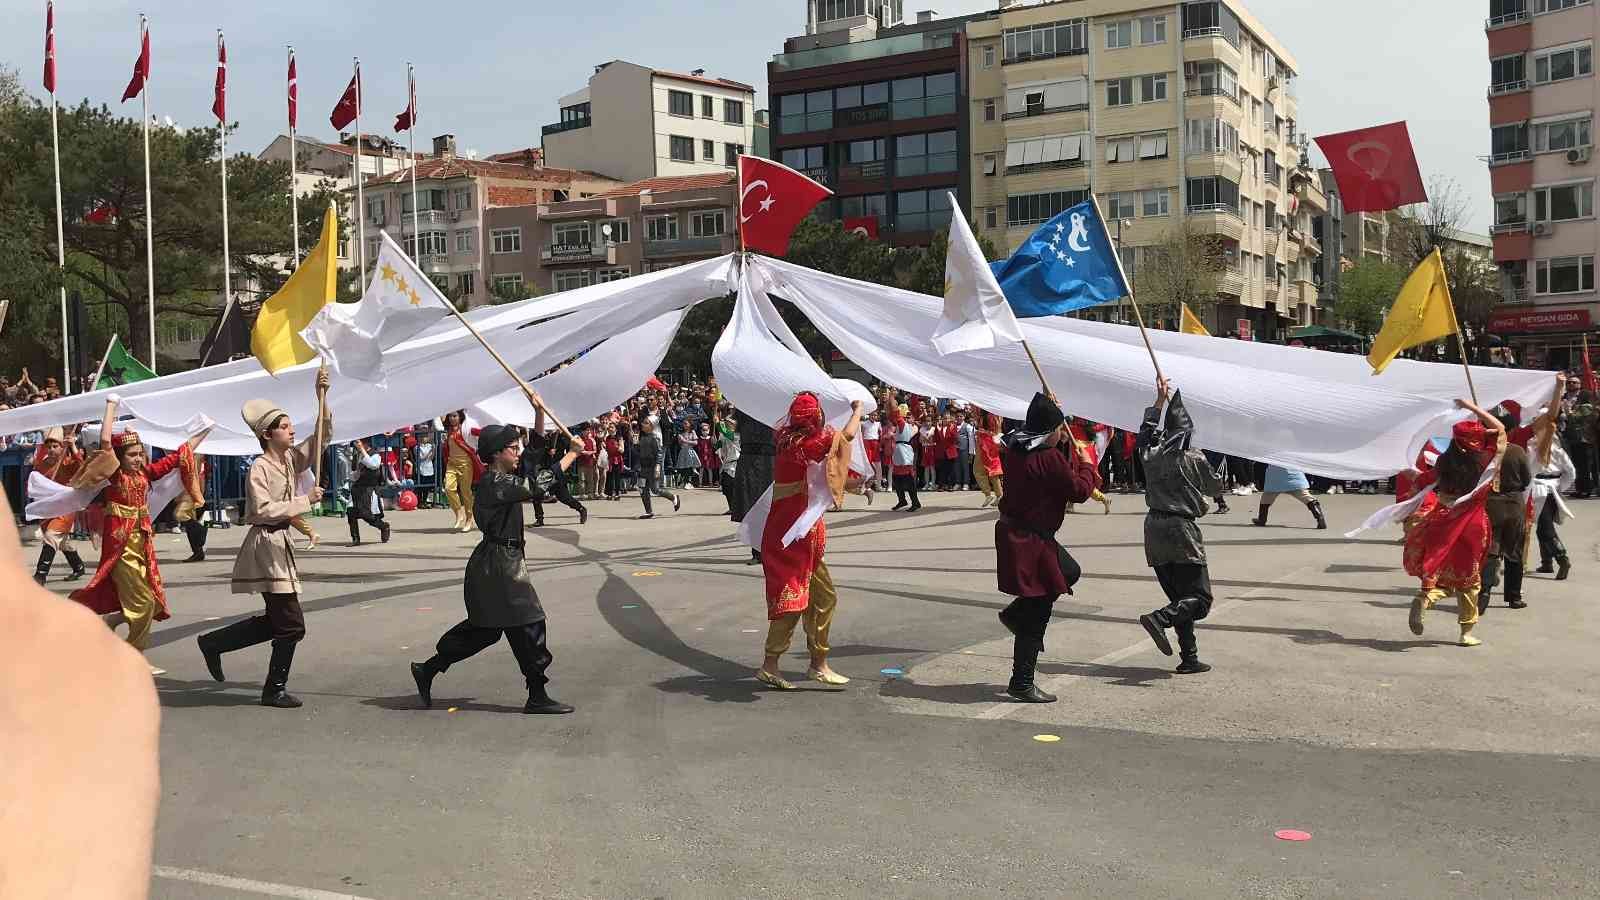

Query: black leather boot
left=1174, top=622, right=1211, bottom=674
left=348, top=517, right=362, bottom=546
left=1139, top=607, right=1174, bottom=656
left=411, top=661, right=436, bottom=709
left=33, top=545, right=56, bottom=586
left=1556, top=556, right=1572, bottom=581
left=197, top=616, right=272, bottom=682
left=261, top=640, right=303, bottom=708
left=523, top=686, right=575, bottom=714
left=1479, top=556, right=1500, bottom=615
left=379, top=520, right=392, bottom=543
left=1309, top=499, right=1327, bottom=530
left=1252, top=502, right=1270, bottom=527
left=1006, top=634, right=1055, bottom=703
left=1504, top=562, right=1527, bottom=609
left=63, top=549, right=87, bottom=581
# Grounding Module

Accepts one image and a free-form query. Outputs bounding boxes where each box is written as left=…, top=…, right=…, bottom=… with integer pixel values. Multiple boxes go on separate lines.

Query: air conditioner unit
left=1567, top=147, right=1592, bottom=164
left=1532, top=222, right=1552, bottom=237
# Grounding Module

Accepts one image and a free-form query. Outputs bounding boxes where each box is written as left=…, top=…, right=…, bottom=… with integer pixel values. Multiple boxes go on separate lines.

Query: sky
left=4, top=0, right=1489, bottom=230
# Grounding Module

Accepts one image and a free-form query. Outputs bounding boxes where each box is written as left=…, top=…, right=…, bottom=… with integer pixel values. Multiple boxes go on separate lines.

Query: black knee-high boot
left=182, top=519, right=207, bottom=562
left=1504, top=561, right=1527, bottom=609
left=63, top=549, right=87, bottom=580
left=1308, top=499, right=1327, bottom=530
left=33, top=545, right=56, bottom=585
left=1174, top=619, right=1210, bottom=674
left=1480, top=555, right=1501, bottom=614
left=197, top=616, right=273, bottom=681
left=261, top=640, right=303, bottom=708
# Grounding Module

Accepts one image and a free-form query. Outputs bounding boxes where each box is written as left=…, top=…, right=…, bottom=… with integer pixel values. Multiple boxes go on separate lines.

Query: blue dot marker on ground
left=880, top=667, right=904, bottom=676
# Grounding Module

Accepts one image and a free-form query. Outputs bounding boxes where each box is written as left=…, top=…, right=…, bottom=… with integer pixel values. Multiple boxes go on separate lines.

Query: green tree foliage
left=1130, top=224, right=1228, bottom=330
left=1334, top=257, right=1407, bottom=337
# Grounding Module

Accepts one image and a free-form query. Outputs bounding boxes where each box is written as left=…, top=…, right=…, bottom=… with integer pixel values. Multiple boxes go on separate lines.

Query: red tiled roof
left=593, top=172, right=735, bottom=200
left=485, top=147, right=543, bottom=165
left=654, top=69, right=755, bottom=93
left=364, top=157, right=591, bottom=187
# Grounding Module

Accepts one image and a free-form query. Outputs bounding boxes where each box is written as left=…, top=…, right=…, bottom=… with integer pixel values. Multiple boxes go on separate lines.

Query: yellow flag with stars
left=251, top=203, right=338, bottom=374
left=1367, top=248, right=1458, bottom=375
left=1180, top=303, right=1210, bottom=336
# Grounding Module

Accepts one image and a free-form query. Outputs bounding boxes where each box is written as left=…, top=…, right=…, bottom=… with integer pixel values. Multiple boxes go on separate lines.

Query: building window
left=1181, top=1, right=1241, bottom=46
left=413, top=231, right=447, bottom=256
left=1139, top=132, right=1170, bottom=159
left=1142, top=189, right=1171, bottom=217
left=1185, top=176, right=1241, bottom=212
left=1491, top=55, right=1527, bottom=93
left=1139, top=15, right=1167, bottom=44
left=492, top=273, right=523, bottom=294
left=701, top=95, right=714, bottom=118
left=983, top=98, right=996, bottom=121
left=1535, top=43, right=1592, bottom=83
left=668, top=90, right=694, bottom=117
left=1536, top=255, right=1595, bottom=293
left=1006, top=190, right=1091, bottom=227
left=779, top=89, right=835, bottom=134
left=891, top=72, right=957, bottom=120
left=670, top=135, right=695, bottom=162
left=894, top=130, right=958, bottom=176
left=451, top=188, right=472, bottom=211
left=452, top=231, right=473, bottom=253
left=1106, top=21, right=1132, bottom=49
left=1106, top=78, right=1134, bottom=107
left=1003, top=78, right=1088, bottom=117
left=554, top=221, right=592, bottom=247
left=691, top=210, right=726, bottom=237
left=458, top=272, right=475, bottom=296
left=1105, top=135, right=1136, bottom=162
left=1535, top=181, right=1595, bottom=221
left=490, top=227, right=521, bottom=254
left=1185, top=60, right=1239, bottom=101
left=724, top=143, right=745, bottom=167
left=337, top=236, right=350, bottom=259
left=1105, top=191, right=1137, bottom=220
left=1141, top=74, right=1169, bottom=102
left=1492, top=122, right=1531, bottom=161
left=985, top=207, right=998, bottom=229
left=983, top=45, right=996, bottom=68
left=1003, top=18, right=1088, bottom=63
left=724, top=99, right=745, bottom=124
left=983, top=153, right=997, bottom=176
left=1532, top=116, right=1592, bottom=152
left=702, top=139, right=716, bottom=160
left=596, top=267, right=630, bottom=283
left=840, top=193, right=888, bottom=221
left=782, top=146, right=827, bottom=180
left=366, top=197, right=385, bottom=222
left=367, top=239, right=380, bottom=261
left=601, top=219, right=630, bottom=243
left=1005, top=133, right=1085, bottom=172
left=1186, top=118, right=1240, bottom=155
left=554, top=270, right=592, bottom=293
left=1537, top=0, right=1592, bottom=13
left=647, top=215, right=678, bottom=242
left=402, top=189, right=448, bottom=214
left=895, top=189, right=953, bottom=233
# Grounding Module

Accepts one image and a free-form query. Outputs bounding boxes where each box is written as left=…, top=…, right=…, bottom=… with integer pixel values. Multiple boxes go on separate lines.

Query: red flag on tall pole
left=43, top=1, right=56, bottom=93
left=211, top=31, right=226, bottom=122
left=121, top=20, right=148, bottom=101
left=394, top=67, right=416, bottom=132
left=736, top=155, right=831, bottom=258
left=330, top=70, right=360, bottom=129
left=287, top=49, right=297, bottom=129
left=1313, top=121, right=1429, bottom=214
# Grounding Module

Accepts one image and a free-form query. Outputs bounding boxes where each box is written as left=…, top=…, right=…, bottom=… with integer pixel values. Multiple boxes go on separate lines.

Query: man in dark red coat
left=994, top=393, right=1098, bottom=703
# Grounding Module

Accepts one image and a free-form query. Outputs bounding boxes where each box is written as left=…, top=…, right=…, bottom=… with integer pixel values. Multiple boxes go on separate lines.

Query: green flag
left=95, top=334, right=156, bottom=389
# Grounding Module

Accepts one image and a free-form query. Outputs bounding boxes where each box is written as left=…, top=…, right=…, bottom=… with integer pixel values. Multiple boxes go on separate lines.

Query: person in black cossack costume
left=411, top=394, right=577, bottom=715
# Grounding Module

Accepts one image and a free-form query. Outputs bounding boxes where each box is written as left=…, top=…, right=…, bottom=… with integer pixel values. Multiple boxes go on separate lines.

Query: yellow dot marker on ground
left=632, top=570, right=662, bottom=577
left=447, top=707, right=459, bottom=713
left=1033, top=734, right=1062, bottom=743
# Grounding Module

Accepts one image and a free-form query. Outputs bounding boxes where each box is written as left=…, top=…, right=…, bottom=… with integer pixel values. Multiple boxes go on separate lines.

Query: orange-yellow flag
left=251, top=203, right=337, bottom=373
left=1367, top=248, right=1457, bottom=375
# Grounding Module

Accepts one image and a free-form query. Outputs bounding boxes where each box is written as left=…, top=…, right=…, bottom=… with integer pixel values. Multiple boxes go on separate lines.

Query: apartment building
left=356, top=135, right=620, bottom=307
left=966, top=0, right=1328, bottom=338
left=1486, top=0, right=1600, bottom=369
left=768, top=3, right=978, bottom=246
left=542, top=61, right=757, bottom=184
left=1314, top=168, right=1344, bottom=310
left=484, top=173, right=739, bottom=296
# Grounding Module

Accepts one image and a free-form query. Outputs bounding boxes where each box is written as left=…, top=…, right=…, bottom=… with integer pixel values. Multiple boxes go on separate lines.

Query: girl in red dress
left=1403, top=401, right=1506, bottom=647
left=756, top=393, right=863, bottom=690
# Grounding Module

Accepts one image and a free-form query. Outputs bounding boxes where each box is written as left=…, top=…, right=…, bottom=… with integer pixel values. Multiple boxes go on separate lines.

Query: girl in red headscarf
left=1402, top=399, right=1506, bottom=647
left=756, top=392, right=863, bottom=691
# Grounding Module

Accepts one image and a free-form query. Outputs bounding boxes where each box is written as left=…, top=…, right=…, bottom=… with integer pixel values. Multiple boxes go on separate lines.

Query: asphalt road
left=43, top=485, right=1596, bottom=899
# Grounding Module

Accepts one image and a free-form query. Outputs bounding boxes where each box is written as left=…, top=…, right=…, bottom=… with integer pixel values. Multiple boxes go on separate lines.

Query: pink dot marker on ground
left=1274, top=829, right=1312, bottom=842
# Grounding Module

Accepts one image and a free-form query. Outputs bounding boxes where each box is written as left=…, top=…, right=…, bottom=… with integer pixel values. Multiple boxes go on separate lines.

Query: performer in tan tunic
left=197, top=371, right=331, bottom=708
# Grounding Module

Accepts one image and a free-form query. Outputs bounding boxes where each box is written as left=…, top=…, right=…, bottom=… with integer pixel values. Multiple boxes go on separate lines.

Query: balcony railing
left=644, top=234, right=730, bottom=258
left=1504, top=286, right=1531, bottom=303
left=1183, top=26, right=1223, bottom=39
left=1489, top=80, right=1529, bottom=97
left=1186, top=203, right=1241, bottom=216
left=1491, top=149, right=1532, bottom=165
left=773, top=31, right=955, bottom=72
left=541, top=118, right=591, bottom=137
left=1183, top=87, right=1240, bottom=107
left=1002, top=46, right=1089, bottom=66
left=1486, top=9, right=1530, bottom=28
left=1001, top=102, right=1089, bottom=121
left=1491, top=220, right=1530, bottom=234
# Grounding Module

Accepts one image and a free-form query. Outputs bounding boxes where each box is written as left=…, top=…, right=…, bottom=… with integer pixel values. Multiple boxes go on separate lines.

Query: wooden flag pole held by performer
left=1089, top=194, right=1163, bottom=383
left=435, top=301, right=576, bottom=443
left=312, top=362, right=328, bottom=484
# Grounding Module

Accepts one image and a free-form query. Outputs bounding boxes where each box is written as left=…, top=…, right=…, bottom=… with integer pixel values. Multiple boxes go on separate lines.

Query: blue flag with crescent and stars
left=988, top=199, right=1130, bottom=317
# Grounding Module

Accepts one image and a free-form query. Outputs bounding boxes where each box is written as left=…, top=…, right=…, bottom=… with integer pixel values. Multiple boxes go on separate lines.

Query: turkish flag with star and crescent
left=211, top=32, right=226, bottom=123
left=330, top=69, right=360, bottom=130
left=287, top=51, right=298, bottom=130
left=43, top=1, right=57, bottom=93
left=737, top=155, right=831, bottom=257
left=1314, top=121, right=1428, bottom=215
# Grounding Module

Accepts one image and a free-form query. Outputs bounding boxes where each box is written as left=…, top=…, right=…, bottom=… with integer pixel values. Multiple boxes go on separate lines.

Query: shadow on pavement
left=359, top=694, right=526, bottom=715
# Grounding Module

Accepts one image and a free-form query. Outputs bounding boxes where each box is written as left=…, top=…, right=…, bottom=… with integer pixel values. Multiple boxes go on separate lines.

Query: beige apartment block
left=967, top=0, right=1327, bottom=338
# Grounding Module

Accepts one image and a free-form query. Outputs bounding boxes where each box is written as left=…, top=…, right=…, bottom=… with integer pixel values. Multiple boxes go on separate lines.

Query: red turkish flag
left=738, top=155, right=831, bottom=257
left=394, top=67, right=416, bottom=132
left=43, top=1, right=56, bottom=93
left=843, top=216, right=879, bottom=240
left=84, top=201, right=118, bottom=225
left=121, top=22, right=149, bottom=102
left=1314, top=121, right=1428, bottom=214
left=211, top=32, right=226, bottom=123
left=287, top=51, right=297, bottom=130
left=329, top=69, right=360, bottom=130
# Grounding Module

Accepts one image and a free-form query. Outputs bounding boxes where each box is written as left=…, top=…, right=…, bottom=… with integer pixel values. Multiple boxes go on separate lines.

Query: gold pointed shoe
left=756, top=669, right=796, bottom=691
left=807, top=667, right=850, bottom=686
left=1459, top=625, right=1482, bottom=647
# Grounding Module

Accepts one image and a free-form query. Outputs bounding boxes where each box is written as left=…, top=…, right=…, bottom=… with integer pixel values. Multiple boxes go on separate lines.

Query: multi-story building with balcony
left=483, top=172, right=739, bottom=296
left=1486, top=0, right=1600, bottom=369
left=768, top=3, right=979, bottom=246
left=966, top=0, right=1326, bottom=338
left=541, top=61, right=757, bottom=185
left=356, top=135, right=619, bottom=307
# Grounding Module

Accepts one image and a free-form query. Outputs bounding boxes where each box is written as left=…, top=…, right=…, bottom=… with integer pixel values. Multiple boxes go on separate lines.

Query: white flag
left=930, top=192, right=1024, bottom=356
left=300, top=231, right=453, bottom=384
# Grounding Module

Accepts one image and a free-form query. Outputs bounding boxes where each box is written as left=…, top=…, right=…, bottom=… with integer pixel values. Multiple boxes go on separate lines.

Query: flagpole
left=353, top=57, right=366, bottom=293
left=430, top=293, right=575, bottom=442
left=139, top=12, right=156, bottom=373
left=288, top=46, right=300, bottom=262
left=407, top=63, right=419, bottom=265
left=1437, top=247, right=1479, bottom=405
left=217, top=30, right=233, bottom=369
left=90, top=333, right=118, bottom=388
left=1090, top=193, right=1162, bottom=383
left=47, top=22, right=70, bottom=394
